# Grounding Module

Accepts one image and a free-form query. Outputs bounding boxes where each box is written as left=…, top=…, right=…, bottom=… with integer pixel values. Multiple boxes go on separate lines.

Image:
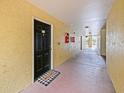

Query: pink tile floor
left=21, top=52, right=116, bottom=93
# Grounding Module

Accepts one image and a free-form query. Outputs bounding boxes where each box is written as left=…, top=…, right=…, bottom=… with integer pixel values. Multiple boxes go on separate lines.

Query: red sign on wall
left=70, top=37, right=75, bottom=42
left=70, top=32, right=75, bottom=43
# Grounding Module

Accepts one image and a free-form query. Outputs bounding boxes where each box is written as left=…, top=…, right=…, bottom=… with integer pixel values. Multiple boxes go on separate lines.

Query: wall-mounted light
left=84, top=26, right=91, bottom=37
left=85, top=26, right=89, bottom=29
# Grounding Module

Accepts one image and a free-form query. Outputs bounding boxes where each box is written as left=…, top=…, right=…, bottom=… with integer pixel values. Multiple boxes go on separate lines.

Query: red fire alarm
left=65, top=33, right=69, bottom=43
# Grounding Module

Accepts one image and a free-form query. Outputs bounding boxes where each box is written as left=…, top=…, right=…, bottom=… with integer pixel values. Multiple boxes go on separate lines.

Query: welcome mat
left=37, top=70, right=60, bottom=86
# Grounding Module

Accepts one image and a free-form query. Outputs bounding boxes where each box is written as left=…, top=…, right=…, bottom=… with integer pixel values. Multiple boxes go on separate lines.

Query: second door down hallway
left=21, top=51, right=115, bottom=93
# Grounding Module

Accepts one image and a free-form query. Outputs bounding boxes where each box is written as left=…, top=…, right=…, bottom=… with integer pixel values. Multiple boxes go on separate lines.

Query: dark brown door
left=34, top=19, right=51, bottom=81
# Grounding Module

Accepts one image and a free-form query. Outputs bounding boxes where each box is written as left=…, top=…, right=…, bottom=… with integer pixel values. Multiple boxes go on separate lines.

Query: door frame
left=32, top=17, right=54, bottom=83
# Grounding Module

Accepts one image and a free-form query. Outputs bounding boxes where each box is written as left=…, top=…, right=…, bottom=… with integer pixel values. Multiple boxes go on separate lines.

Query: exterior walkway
left=21, top=52, right=115, bottom=93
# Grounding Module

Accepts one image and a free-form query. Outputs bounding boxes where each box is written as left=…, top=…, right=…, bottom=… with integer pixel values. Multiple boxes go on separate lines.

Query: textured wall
left=0, top=0, right=78, bottom=93
left=107, top=0, right=124, bottom=93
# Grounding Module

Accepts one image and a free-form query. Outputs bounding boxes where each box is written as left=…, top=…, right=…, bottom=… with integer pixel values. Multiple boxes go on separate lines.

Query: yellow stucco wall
left=107, top=0, right=124, bottom=93
left=0, top=0, right=74, bottom=93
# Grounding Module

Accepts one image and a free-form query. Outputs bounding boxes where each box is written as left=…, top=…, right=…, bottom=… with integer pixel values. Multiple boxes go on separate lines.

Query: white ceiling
left=27, top=0, right=114, bottom=35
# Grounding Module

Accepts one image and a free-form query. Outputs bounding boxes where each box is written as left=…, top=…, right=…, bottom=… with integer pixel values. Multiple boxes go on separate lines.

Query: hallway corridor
left=21, top=52, right=115, bottom=93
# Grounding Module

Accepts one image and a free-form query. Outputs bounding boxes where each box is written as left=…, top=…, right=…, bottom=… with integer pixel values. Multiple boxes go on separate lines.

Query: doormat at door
left=37, top=70, right=60, bottom=86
